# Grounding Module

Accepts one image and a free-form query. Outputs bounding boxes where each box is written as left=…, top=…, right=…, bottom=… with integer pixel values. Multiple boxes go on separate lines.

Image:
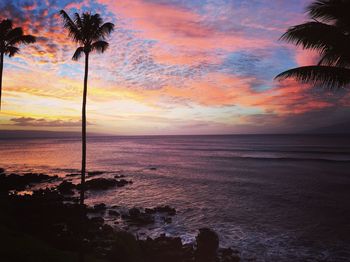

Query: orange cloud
left=254, top=79, right=333, bottom=114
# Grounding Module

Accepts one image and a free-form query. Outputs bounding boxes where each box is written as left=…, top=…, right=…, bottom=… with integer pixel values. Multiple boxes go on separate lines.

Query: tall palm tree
left=275, top=0, right=350, bottom=88
left=60, top=10, right=114, bottom=205
left=0, top=19, right=36, bottom=110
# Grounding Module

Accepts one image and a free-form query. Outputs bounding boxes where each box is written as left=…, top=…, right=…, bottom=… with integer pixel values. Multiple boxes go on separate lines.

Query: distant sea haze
left=0, top=135, right=349, bottom=261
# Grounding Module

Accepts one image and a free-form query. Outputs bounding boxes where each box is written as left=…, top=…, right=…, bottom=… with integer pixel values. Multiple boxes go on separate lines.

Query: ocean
left=0, top=135, right=349, bottom=261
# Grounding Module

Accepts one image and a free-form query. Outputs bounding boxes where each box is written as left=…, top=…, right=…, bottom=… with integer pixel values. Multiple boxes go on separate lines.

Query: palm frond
left=0, top=19, right=13, bottom=36
left=74, top=13, right=83, bottom=29
left=6, top=46, right=20, bottom=57
left=72, top=47, right=84, bottom=61
left=9, top=34, right=36, bottom=46
left=280, top=22, right=348, bottom=52
left=19, top=35, right=36, bottom=44
left=307, top=0, right=350, bottom=27
left=61, top=11, right=114, bottom=58
left=5, top=27, right=23, bottom=41
left=275, top=66, right=350, bottom=88
left=59, top=10, right=82, bottom=43
left=95, top=22, right=114, bottom=40
left=91, top=40, right=109, bottom=53
left=92, top=14, right=103, bottom=29
left=318, top=50, right=350, bottom=67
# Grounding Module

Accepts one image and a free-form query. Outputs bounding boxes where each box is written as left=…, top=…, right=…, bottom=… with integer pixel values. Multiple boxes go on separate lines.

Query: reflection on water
left=1, top=135, right=350, bottom=261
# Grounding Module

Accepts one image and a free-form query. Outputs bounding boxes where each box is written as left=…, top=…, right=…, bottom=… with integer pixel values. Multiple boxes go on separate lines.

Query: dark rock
left=57, top=181, right=75, bottom=195
left=129, top=207, right=141, bottom=217
left=219, top=248, right=240, bottom=262
left=66, top=173, right=80, bottom=177
left=114, top=174, right=125, bottom=179
left=77, top=178, right=132, bottom=191
left=0, top=173, right=57, bottom=192
left=149, top=167, right=157, bottom=171
left=108, top=210, right=120, bottom=217
left=90, top=216, right=105, bottom=225
left=125, top=207, right=154, bottom=226
left=162, top=216, right=172, bottom=224
left=116, top=179, right=132, bottom=187
left=195, top=228, right=219, bottom=262
left=154, top=205, right=176, bottom=216
left=101, top=224, right=114, bottom=235
left=93, top=203, right=107, bottom=212
left=139, top=235, right=185, bottom=262
left=0, top=168, right=5, bottom=174
left=88, top=171, right=105, bottom=177
left=145, top=208, right=156, bottom=214
left=145, top=205, right=176, bottom=216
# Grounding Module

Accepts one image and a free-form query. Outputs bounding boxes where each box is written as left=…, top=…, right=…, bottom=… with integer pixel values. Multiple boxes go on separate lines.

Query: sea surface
left=0, top=135, right=350, bottom=261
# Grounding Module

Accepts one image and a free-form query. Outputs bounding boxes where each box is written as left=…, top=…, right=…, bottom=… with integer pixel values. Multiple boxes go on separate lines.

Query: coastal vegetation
left=0, top=19, right=36, bottom=110
left=59, top=10, right=114, bottom=205
left=276, top=0, right=350, bottom=88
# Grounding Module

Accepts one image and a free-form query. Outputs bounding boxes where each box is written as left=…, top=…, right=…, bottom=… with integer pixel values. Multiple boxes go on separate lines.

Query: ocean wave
left=219, top=156, right=350, bottom=162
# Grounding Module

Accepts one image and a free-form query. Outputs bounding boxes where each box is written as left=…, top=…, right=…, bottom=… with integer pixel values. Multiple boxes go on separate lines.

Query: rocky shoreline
left=0, top=168, right=240, bottom=262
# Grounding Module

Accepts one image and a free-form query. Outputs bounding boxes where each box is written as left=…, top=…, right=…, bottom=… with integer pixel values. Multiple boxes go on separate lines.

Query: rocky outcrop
left=57, top=181, right=76, bottom=195
left=77, top=178, right=132, bottom=191
left=0, top=172, right=57, bottom=192
left=123, top=207, right=155, bottom=226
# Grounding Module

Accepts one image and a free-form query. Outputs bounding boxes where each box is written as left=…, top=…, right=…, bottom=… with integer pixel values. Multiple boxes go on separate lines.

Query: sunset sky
left=0, top=0, right=349, bottom=135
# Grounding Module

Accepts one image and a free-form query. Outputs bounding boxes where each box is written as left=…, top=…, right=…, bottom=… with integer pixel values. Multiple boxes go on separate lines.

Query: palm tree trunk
left=80, top=52, right=89, bottom=206
left=0, top=52, right=4, bottom=111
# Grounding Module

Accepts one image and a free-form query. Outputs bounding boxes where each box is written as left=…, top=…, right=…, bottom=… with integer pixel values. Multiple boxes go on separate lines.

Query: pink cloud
left=295, top=49, right=320, bottom=66
left=99, top=0, right=271, bottom=66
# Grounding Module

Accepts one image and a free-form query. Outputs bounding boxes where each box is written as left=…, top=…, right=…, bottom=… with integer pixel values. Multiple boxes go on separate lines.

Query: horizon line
left=0, top=129, right=349, bottom=139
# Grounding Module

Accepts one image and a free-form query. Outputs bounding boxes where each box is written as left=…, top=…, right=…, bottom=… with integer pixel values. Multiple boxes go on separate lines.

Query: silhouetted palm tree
left=0, top=19, right=36, bottom=110
left=275, top=0, right=350, bottom=88
left=60, top=10, right=114, bottom=205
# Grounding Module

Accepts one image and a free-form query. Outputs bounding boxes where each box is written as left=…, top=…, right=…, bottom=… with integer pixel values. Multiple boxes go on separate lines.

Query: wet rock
left=90, top=216, right=105, bottom=225
left=108, top=210, right=120, bottom=217
left=129, top=207, right=141, bottom=217
left=219, top=248, right=240, bottom=262
left=88, top=171, right=105, bottom=177
left=124, top=207, right=154, bottom=226
left=162, top=216, right=172, bottom=224
left=0, top=173, right=57, bottom=192
left=145, top=208, right=156, bottom=214
left=87, top=203, right=107, bottom=214
left=154, top=205, right=176, bottom=216
left=57, top=181, right=76, bottom=195
left=145, top=205, right=176, bottom=216
left=93, top=203, right=107, bottom=212
left=66, top=173, right=80, bottom=177
left=139, top=234, right=185, bottom=262
left=195, top=228, right=219, bottom=262
left=101, top=224, right=114, bottom=235
left=77, top=178, right=132, bottom=191
left=116, top=179, right=132, bottom=187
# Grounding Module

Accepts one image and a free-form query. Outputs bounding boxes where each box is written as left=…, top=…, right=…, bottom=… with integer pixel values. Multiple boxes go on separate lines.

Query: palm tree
left=0, top=19, right=36, bottom=110
left=275, top=0, right=350, bottom=88
left=59, top=10, right=114, bottom=205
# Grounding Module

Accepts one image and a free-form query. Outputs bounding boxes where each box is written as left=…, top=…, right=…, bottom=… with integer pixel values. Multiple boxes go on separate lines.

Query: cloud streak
left=10, top=117, right=84, bottom=127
